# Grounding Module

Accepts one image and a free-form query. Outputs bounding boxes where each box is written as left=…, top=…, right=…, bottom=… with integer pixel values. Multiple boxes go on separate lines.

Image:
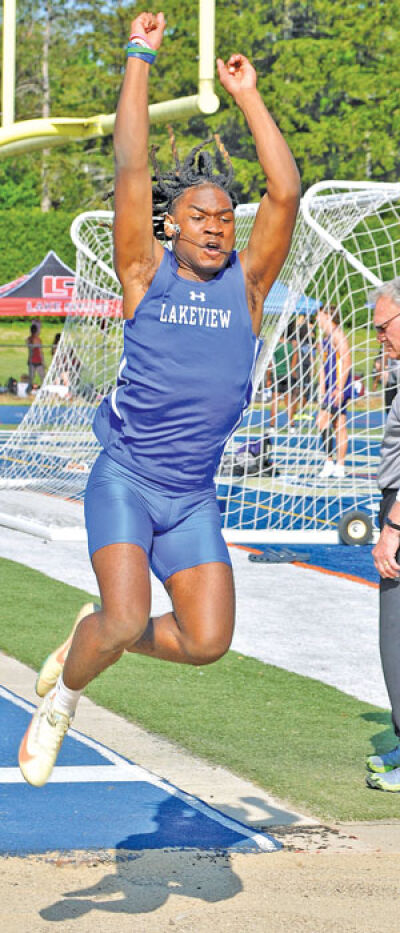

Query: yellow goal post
left=0, top=0, right=219, bottom=156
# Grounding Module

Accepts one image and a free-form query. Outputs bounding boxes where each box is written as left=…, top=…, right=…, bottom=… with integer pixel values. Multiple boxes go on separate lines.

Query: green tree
left=0, top=0, right=400, bottom=212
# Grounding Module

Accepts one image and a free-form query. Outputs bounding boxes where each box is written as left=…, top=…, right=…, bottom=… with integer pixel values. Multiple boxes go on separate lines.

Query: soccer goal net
left=1, top=181, right=399, bottom=541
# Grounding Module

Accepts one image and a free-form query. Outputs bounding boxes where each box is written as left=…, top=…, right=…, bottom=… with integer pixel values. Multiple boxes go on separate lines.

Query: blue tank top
left=93, top=248, right=259, bottom=492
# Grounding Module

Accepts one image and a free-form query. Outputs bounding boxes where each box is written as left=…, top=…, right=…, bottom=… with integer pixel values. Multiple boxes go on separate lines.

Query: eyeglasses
left=375, top=310, right=400, bottom=336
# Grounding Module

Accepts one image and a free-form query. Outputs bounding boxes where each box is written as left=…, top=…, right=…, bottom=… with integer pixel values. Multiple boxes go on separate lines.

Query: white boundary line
left=0, top=685, right=279, bottom=853
left=1, top=765, right=137, bottom=783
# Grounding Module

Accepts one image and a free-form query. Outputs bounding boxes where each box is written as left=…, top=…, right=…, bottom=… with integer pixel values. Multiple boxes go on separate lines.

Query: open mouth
left=203, top=241, right=221, bottom=253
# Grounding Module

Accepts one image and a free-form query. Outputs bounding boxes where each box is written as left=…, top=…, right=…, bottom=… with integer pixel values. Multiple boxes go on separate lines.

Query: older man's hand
left=373, top=525, right=400, bottom=579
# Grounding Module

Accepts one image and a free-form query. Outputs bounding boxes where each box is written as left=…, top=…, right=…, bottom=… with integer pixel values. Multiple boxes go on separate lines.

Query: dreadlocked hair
left=151, top=127, right=237, bottom=239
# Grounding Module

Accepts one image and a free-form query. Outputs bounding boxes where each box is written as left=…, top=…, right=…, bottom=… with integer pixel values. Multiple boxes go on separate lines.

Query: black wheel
left=338, top=510, right=373, bottom=546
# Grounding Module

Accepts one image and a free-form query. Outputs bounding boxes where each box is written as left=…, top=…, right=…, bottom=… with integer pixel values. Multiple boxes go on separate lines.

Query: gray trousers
left=379, top=488, right=400, bottom=738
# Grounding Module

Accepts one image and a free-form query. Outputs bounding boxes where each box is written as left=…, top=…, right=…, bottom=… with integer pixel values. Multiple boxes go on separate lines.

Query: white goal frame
left=1, top=180, right=400, bottom=543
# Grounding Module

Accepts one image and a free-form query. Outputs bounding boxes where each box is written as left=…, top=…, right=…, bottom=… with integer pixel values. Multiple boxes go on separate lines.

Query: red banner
left=0, top=297, right=123, bottom=317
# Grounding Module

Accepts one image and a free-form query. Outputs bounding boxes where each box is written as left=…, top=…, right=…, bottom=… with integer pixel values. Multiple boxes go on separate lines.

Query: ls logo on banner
left=42, top=276, right=75, bottom=299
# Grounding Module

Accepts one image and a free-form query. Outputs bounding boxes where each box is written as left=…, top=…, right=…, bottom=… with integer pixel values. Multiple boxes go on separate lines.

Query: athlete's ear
left=164, top=214, right=180, bottom=238
left=164, top=214, right=174, bottom=238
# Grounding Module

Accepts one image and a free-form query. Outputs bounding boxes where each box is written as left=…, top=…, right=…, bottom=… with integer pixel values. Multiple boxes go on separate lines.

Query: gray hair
left=369, top=278, right=400, bottom=308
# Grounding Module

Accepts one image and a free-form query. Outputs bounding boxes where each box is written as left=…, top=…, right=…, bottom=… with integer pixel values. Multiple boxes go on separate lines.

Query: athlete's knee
left=97, top=606, right=148, bottom=653
left=183, top=629, right=233, bottom=666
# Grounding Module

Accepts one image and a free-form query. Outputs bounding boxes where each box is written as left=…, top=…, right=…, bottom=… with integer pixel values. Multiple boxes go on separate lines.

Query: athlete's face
left=374, top=296, right=400, bottom=357
left=168, top=184, right=235, bottom=281
left=316, top=310, right=332, bottom=336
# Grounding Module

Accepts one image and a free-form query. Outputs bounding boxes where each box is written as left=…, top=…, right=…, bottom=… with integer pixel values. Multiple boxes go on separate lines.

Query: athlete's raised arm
left=217, top=54, right=300, bottom=335
left=113, top=11, right=166, bottom=312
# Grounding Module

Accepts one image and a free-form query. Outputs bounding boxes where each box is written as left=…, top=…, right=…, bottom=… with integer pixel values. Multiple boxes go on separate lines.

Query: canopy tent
left=263, top=280, right=319, bottom=315
left=0, top=254, right=318, bottom=318
left=0, top=251, right=75, bottom=316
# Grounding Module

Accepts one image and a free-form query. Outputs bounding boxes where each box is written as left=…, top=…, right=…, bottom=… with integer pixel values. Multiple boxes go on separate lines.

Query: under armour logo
left=189, top=290, right=206, bottom=302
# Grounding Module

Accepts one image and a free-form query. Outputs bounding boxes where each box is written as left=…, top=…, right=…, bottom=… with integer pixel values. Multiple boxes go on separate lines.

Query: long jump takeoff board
left=0, top=686, right=279, bottom=856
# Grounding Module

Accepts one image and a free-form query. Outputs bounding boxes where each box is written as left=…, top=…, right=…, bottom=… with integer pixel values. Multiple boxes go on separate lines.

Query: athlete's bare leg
left=269, top=391, right=279, bottom=430
left=287, top=389, right=298, bottom=428
left=130, top=561, right=235, bottom=665
left=62, top=544, right=235, bottom=691
left=335, top=412, right=348, bottom=466
left=316, top=407, right=333, bottom=460
left=316, top=408, right=330, bottom=435
left=63, top=543, right=151, bottom=691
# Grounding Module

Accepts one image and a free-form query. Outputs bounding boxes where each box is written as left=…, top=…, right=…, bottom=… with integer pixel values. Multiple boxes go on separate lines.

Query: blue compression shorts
left=84, top=451, right=231, bottom=584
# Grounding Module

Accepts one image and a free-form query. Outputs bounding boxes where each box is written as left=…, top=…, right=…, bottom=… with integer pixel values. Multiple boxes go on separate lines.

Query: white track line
left=1, top=685, right=279, bottom=853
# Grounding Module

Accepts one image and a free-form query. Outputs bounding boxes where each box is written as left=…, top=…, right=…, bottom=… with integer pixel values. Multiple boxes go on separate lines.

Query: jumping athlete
left=19, top=10, right=300, bottom=787
left=316, top=305, right=352, bottom=479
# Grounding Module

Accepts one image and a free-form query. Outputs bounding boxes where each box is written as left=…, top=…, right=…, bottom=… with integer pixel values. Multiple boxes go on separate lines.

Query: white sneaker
left=36, top=602, right=99, bottom=698
left=18, top=692, right=71, bottom=787
left=332, top=463, right=345, bottom=479
left=319, top=459, right=334, bottom=478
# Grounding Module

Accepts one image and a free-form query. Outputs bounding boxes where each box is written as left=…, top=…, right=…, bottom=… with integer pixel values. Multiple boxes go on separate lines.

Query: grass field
left=0, top=319, right=382, bottom=390
left=0, top=321, right=61, bottom=387
left=0, top=555, right=397, bottom=823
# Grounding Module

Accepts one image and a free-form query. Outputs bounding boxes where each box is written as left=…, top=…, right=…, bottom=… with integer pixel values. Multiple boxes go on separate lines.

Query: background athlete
left=316, top=305, right=352, bottom=480
left=26, top=322, right=46, bottom=389
left=19, top=9, right=300, bottom=787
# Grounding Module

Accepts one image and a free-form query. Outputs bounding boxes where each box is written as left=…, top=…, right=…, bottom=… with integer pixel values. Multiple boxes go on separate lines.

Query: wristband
left=385, top=516, right=400, bottom=532
left=129, top=32, right=153, bottom=48
left=126, top=43, right=157, bottom=64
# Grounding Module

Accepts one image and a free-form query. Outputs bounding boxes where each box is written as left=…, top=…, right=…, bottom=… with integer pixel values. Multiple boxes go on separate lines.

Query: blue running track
left=0, top=687, right=279, bottom=856
left=0, top=404, right=30, bottom=426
